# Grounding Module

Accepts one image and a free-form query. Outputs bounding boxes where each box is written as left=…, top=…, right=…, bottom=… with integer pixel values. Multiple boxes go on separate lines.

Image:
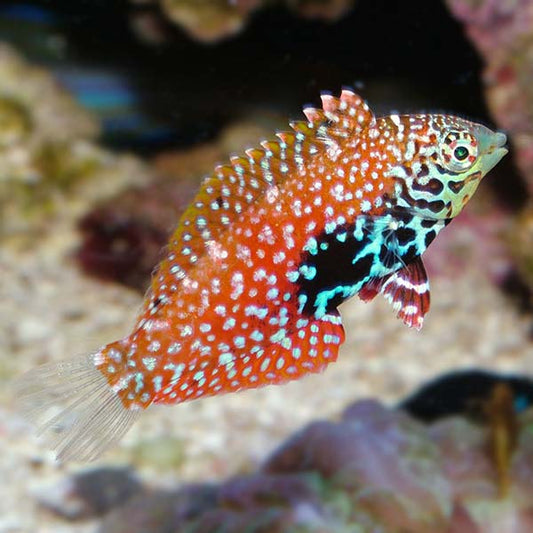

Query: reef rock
left=34, top=467, right=143, bottom=520
left=150, top=0, right=355, bottom=43
left=90, top=395, right=533, bottom=532
left=0, top=44, right=151, bottom=244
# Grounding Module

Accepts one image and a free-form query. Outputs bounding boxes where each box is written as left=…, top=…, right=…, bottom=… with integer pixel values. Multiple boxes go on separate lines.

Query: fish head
left=381, top=114, right=508, bottom=219
left=430, top=117, right=507, bottom=218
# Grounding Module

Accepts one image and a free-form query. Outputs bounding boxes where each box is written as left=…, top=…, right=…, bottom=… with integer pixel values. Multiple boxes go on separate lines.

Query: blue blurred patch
left=0, top=3, right=57, bottom=24
left=513, top=394, right=530, bottom=413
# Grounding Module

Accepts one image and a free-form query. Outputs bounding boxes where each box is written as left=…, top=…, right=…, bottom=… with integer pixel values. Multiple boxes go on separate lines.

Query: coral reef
left=32, top=389, right=533, bottom=532
left=507, top=202, right=533, bottom=302
left=0, top=44, right=151, bottom=244
left=145, top=0, right=355, bottom=43
left=34, top=467, right=143, bottom=520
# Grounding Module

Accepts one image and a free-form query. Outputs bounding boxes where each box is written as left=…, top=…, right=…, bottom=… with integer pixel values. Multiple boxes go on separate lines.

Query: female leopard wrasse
left=14, top=89, right=508, bottom=461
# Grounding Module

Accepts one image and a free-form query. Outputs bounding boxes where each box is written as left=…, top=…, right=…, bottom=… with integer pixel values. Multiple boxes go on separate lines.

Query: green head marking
left=381, top=114, right=508, bottom=219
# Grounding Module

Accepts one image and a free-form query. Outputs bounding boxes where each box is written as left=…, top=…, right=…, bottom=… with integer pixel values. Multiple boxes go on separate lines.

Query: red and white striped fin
left=381, top=258, right=430, bottom=330
left=359, top=257, right=430, bottom=330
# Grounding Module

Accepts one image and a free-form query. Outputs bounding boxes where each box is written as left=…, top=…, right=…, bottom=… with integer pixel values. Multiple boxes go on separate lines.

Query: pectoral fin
left=358, top=257, right=430, bottom=330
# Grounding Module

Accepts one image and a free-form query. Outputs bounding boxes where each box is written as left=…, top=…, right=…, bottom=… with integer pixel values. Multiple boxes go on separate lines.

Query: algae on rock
left=0, top=44, right=151, bottom=243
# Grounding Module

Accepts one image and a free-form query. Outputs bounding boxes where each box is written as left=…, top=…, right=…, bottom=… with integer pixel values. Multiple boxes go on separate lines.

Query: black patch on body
left=379, top=245, right=398, bottom=269
left=295, top=211, right=443, bottom=317
left=296, top=223, right=374, bottom=315
left=402, top=244, right=418, bottom=264
left=396, top=227, right=416, bottom=246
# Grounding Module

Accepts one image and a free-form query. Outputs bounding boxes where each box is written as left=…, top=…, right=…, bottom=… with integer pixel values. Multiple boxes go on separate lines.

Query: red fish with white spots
left=15, top=90, right=507, bottom=461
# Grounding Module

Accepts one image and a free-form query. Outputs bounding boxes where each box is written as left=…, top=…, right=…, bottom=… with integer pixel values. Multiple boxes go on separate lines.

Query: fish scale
left=14, top=89, right=508, bottom=461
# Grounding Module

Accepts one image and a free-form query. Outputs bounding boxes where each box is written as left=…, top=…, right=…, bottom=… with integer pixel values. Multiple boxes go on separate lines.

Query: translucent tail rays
left=13, top=353, right=140, bottom=462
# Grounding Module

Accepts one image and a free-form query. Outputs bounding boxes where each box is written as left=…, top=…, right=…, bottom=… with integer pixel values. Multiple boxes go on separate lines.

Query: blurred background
left=1, top=1, right=533, bottom=531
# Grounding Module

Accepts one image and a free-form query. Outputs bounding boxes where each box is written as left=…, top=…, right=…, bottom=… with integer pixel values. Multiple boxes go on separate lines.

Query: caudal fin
left=13, top=352, right=141, bottom=462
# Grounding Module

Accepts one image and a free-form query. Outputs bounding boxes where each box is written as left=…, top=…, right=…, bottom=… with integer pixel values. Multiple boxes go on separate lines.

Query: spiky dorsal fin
left=302, top=89, right=375, bottom=140
left=158, top=90, right=374, bottom=283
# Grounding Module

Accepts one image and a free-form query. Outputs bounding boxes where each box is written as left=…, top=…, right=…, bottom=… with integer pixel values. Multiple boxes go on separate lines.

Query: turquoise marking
left=299, top=265, right=317, bottom=280
left=325, top=221, right=338, bottom=234
left=297, top=294, right=308, bottom=313
left=336, top=231, right=347, bottom=243
left=170, top=363, right=186, bottom=384
left=218, top=352, right=233, bottom=366
left=233, top=336, right=246, bottom=348
left=287, top=271, right=300, bottom=282
left=134, top=372, right=144, bottom=393
left=269, top=329, right=287, bottom=343
left=296, top=318, right=309, bottom=328
left=304, top=237, right=318, bottom=255
left=250, top=330, right=264, bottom=342
left=153, top=376, right=163, bottom=392
left=281, top=337, right=292, bottom=349
left=142, top=357, right=156, bottom=371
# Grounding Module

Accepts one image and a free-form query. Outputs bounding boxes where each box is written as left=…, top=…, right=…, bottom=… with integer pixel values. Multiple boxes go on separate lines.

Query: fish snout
left=477, top=127, right=508, bottom=174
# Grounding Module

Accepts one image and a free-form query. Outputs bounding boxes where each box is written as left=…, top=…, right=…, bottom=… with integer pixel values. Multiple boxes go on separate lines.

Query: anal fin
left=258, top=311, right=346, bottom=385
left=359, top=257, right=430, bottom=330
left=154, top=311, right=346, bottom=404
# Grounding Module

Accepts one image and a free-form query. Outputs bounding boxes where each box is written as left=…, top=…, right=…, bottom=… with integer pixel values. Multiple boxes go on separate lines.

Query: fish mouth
left=493, top=131, right=508, bottom=149
left=490, top=131, right=508, bottom=158
left=479, top=130, right=508, bottom=174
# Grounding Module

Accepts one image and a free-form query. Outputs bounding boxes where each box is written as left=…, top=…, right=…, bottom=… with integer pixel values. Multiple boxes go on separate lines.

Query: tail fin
left=13, top=352, right=141, bottom=462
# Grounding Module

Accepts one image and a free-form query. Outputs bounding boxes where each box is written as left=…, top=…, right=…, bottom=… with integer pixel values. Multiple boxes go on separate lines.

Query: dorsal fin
left=158, top=89, right=375, bottom=282
left=303, top=90, right=375, bottom=138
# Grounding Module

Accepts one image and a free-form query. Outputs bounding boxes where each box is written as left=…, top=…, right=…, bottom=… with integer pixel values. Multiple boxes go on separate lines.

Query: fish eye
left=440, top=130, right=478, bottom=172
left=453, top=146, right=469, bottom=161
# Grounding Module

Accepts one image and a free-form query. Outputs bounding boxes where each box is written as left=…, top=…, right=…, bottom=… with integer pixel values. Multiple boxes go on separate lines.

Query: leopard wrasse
left=15, top=90, right=507, bottom=461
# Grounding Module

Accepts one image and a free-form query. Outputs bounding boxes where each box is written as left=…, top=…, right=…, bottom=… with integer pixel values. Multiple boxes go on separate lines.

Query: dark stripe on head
left=413, top=198, right=446, bottom=214
left=417, top=164, right=429, bottom=178
left=413, top=178, right=444, bottom=195
left=448, top=180, right=466, bottom=194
